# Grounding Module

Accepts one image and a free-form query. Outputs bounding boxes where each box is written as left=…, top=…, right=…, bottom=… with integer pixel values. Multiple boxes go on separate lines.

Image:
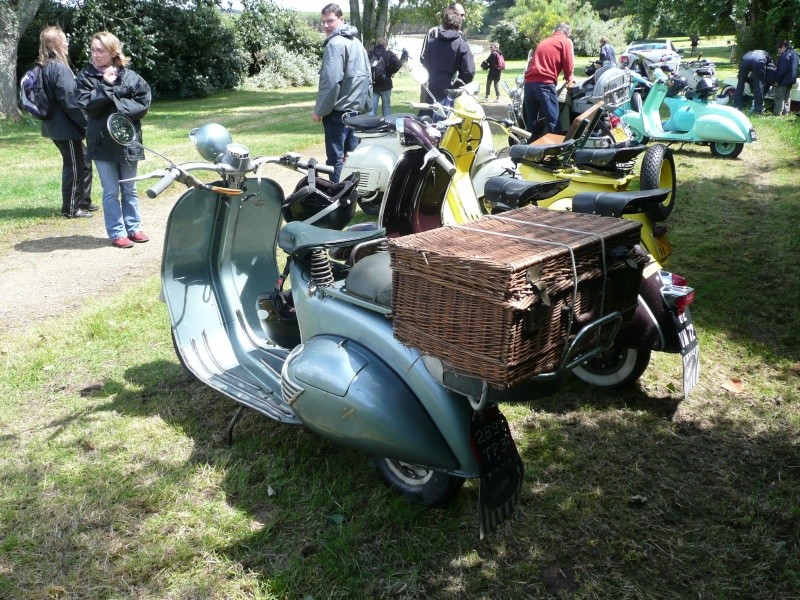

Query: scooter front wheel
left=374, top=458, right=465, bottom=507
left=716, top=86, right=735, bottom=106
left=639, top=144, right=677, bottom=221
left=710, top=141, right=744, bottom=158
left=573, top=346, right=652, bottom=389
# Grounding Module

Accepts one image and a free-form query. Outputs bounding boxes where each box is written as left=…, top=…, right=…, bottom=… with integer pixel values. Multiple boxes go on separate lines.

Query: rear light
left=660, top=271, right=694, bottom=314
left=621, top=56, right=629, bottom=65
left=609, top=114, right=621, bottom=127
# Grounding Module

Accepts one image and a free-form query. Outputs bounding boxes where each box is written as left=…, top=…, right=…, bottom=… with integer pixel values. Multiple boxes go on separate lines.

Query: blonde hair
left=490, top=42, right=500, bottom=52
left=91, top=31, right=130, bottom=68
left=37, top=26, right=70, bottom=67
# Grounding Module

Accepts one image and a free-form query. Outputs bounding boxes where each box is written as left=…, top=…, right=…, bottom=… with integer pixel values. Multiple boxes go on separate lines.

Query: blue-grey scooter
left=107, top=114, right=632, bottom=537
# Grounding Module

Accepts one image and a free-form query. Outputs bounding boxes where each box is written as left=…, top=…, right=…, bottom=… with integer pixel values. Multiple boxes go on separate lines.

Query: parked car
left=619, top=40, right=684, bottom=74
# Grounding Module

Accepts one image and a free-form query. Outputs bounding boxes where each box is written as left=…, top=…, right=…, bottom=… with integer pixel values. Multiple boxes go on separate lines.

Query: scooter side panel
left=694, top=113, right=748, bottom=142
left=285, top=335, right=462, bottom=470
left=291, top=265, right=479, bottom=475
left=342, top=138, right=403, bottom=196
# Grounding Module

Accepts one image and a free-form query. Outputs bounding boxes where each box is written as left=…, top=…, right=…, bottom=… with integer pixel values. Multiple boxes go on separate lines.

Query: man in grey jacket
left=312, top=3, right=372, bottom=182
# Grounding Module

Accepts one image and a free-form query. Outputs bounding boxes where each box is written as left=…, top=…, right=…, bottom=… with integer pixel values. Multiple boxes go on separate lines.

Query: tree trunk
left=0, top=0, right=43, bottom=120
left=353, top=0, right=390, bottom=49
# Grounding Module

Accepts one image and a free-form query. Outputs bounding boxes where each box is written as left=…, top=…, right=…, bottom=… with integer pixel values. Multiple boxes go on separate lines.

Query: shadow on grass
left=80, top=360, right=796, bottom=597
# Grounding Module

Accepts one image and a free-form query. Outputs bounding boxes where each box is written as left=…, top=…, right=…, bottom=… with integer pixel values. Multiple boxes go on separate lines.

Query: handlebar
left=147, top=169, right=178, bottom=199
left=509, top=124, right=531, bottom=140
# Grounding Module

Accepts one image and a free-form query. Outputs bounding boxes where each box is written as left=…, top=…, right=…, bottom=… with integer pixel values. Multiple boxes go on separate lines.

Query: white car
left=619, top=39, right=684, bottom=75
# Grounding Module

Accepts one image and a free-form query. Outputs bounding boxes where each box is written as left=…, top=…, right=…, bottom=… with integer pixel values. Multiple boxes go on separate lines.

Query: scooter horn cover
left=282, top=174, right=358, bottom=230
left=192, top=123, right=233, bottom=162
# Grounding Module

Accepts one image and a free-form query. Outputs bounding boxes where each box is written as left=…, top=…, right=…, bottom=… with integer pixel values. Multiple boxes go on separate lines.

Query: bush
left=240, top=44, right=320, bottom=90
left=237, top=0, right=324, bottom=75
left=490, top=20, right=531, bottom=60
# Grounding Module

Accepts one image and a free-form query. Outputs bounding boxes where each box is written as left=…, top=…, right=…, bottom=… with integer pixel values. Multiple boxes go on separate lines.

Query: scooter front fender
left=283, top=335, right=464, bottom=471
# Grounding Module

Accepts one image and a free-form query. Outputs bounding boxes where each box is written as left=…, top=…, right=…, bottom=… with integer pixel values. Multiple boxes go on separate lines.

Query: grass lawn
left=1, top=60, right=799, bottom=598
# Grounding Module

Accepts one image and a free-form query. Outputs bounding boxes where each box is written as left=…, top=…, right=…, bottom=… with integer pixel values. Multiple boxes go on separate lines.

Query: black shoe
left=62, top=209, right=93, bottom=218
left=82, top=203, right=100, bottom=212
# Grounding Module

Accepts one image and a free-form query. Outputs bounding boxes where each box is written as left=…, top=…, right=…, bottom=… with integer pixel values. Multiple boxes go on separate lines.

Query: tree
left=1, top=0, right=43, bottom=120
left=347, top=0, right=390, bottom=48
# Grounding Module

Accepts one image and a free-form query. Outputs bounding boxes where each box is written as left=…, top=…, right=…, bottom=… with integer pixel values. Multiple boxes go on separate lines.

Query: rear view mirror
left=411, top=65, right=429, bottom=85
left=107, top=113, right=137, bottom=146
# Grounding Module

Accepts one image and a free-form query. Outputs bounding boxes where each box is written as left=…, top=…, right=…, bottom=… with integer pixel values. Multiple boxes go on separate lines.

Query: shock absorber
left=309, top=248, right=334, bottom=287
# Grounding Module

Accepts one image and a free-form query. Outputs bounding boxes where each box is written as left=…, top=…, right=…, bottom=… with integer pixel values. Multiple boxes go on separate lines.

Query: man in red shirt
left=523, top=23, right=575, bottom=139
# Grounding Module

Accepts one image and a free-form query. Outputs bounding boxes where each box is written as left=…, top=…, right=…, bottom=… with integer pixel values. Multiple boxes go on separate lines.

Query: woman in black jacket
left=76, top=31, right=151, bottom=249
left=38, top=26, right=94, bottom=218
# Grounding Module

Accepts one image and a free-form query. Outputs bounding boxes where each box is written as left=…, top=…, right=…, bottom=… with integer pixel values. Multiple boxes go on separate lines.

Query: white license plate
left=674, top=308, right=700, bottom=399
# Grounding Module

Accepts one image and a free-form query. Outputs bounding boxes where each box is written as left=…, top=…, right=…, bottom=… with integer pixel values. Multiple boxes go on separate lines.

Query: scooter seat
left=572, top=145, right=648, bottom=167
left=278, top=221, right=387, bottom=259
left=508, top=140, right=576, bottom=165
left=344, top=251, right=393, bottom=308
left=572, top=188, right=671, bottom=218
left=344, top=113, right=414, bottom=134
left=483, top=176, right=571, bottom=211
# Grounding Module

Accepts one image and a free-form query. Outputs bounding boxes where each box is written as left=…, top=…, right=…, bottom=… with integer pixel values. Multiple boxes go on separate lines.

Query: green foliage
left=19, top=0, right=247, bottom=100
left=240, top=45, right=320, bottom=90
left=490, top=20, right=532, bottom=60
left=236, top=0, right=324, bottom=75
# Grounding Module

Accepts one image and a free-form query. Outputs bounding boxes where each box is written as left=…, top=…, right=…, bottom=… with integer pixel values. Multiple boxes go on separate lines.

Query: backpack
left=369, top=50, right=388, bottom=85
left=496, top=52, right=506, bottom=71
left=19, top=64, right=54, bottom=120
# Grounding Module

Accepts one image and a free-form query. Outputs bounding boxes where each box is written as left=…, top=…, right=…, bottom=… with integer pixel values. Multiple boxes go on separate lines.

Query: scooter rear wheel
left=358, top=195, right=382, bottom=216
left=573, top=346, right=652, bottom=389
left=710, top=141, right=744, bottom=158
left=639, top=144, right=677, bottom=221
left=374, top=458, right=465, bottom=507
left=716, top=86, right=735, bottom=106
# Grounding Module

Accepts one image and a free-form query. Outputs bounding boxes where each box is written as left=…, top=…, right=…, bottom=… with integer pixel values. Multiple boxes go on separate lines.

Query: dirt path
left=0, top=152, right=322, bottom=340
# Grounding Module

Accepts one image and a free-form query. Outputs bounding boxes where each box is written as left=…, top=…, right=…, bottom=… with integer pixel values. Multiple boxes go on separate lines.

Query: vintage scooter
left=342, top=66, right=528, bottom=217
left=621, top=67, right=757, bottom=158
left=377, top=104, right=699, bottom=394
left=106, top=113, right=633, bottom=537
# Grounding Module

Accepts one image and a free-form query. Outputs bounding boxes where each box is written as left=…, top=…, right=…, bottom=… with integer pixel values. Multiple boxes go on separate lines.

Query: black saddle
left=572, top=145, right=648, bottom=168
left=508, top=140, right=576, bottom=166
left=571, top=188, right=671, bottom=218
left=483, top=177, right=571, bottom=211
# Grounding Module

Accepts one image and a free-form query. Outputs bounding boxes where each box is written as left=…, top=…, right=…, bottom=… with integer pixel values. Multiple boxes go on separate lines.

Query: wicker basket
left=388, top=206, right=645, bottom=387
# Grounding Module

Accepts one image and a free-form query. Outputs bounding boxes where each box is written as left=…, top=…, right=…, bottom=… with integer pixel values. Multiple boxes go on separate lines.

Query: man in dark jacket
left=420, top=6, right=474, bottom=112
left=38, top=26, right=94, bottom=218
left=369, top=38, right=402, bottom=117
left=312, top=3, right=372, bottom=183
left=772, top=40, right=798, bottom=116
left=734, top=49, right=772, bottom=114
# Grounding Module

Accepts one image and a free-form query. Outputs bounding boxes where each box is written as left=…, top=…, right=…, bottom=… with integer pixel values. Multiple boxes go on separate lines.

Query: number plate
left=654, top=234, right=672, bottom=262
left=673, top=308, right=700, bottom=399
left=611, top=126, right=630, bottom=143
left=470, top=405, right=524, bottom=538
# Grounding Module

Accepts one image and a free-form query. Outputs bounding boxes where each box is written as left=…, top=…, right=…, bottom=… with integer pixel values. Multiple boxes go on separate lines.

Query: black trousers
left=53, top=139, right=93, bottom=216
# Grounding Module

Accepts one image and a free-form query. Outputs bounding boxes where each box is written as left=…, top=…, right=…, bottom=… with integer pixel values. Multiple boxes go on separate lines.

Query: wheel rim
left=583, top=347, right=638, bottom=376
left=384, top=459, right=434, bottom=487
left=713, top=142, right=738, bottom=156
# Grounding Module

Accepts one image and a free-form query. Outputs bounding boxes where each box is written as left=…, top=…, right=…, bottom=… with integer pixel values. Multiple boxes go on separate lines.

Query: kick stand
left=226, top=405, right=245, bottom=447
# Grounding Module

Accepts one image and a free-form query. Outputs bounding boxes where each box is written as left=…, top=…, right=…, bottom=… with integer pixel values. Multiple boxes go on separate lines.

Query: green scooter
left=621, top=66, right=757, bottom=158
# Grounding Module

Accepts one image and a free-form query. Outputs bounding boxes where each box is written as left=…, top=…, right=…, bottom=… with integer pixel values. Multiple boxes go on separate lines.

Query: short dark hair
left=777, top=40, right=790, bottom=49
left=321, top=3, right=342, bottom=17
left=441, top=7, right=462, bottom=30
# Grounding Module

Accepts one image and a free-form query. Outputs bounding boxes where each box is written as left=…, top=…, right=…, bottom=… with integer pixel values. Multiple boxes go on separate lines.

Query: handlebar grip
left=313, top=163, right=335, bottom=175
left=146, top=170, right=178, bottom=199
left=510, top=125, right=532, bottom=140
left=435, top=152, right=456, bottom=176
left=409, top=102, right=429, bottom=109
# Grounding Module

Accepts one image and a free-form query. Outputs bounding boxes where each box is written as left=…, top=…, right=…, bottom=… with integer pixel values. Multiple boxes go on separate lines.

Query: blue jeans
left=523, top=82, right=559, bottom=139
left=370, top=90, right=393, bottom=117
left=94, top=160, right=142, bottom=240
left=322, top=111, right=359, bottom=183
left=734, top=57, right=766, bottom=113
